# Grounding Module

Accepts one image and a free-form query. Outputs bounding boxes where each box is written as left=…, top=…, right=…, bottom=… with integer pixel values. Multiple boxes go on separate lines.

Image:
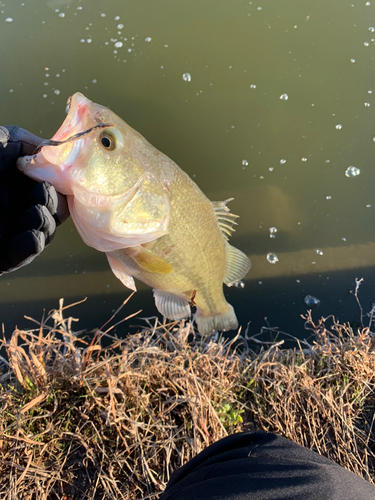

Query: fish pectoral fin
left=224, top=243, right=252, bottom=287
left=126, top=246, right=173, bottom=274
left=153, top=289, right=191, bottom=320
left=106, top=253, right=137, bottom=291
left=212, top=198, right=239, bottom=240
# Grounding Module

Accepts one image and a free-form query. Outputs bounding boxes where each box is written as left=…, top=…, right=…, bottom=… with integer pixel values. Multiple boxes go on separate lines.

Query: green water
left=1, top=0, right=375, bottom=338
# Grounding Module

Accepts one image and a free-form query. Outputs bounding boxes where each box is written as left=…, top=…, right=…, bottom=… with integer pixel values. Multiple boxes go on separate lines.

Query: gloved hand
left=0, top=125, right=69, bottom=274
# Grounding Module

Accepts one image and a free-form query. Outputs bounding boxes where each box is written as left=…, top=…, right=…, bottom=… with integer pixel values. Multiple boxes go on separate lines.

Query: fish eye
left=99, top=132, right=117, bottom=151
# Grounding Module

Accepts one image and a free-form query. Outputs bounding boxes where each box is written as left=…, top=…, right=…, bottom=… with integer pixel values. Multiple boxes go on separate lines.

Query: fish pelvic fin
left=224, top=243, right=251, bottom=287
left=212, top=198, right=239, bottom=240
left=125, top=246, right=173, bottom=274
left=106, top=253, right=137, bottom=291
left=153, top=289, right=191, bottom=320
left=194, top=304, right=238, bottom=336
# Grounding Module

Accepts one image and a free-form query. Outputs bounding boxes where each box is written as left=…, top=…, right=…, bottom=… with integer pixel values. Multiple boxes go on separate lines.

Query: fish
left=17, top=92, right=251, bottom=335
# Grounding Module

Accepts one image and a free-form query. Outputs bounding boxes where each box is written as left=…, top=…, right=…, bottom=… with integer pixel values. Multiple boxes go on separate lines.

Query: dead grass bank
left=1, top=297, right=375, bottom=499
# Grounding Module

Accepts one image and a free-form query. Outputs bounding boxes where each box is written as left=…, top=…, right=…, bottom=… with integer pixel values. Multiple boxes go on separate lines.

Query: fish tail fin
left=194, top=304, right=238, bottom=336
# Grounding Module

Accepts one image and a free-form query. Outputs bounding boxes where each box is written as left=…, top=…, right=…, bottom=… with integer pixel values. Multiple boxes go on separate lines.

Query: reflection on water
left=1, top=0, right=375, bottom=338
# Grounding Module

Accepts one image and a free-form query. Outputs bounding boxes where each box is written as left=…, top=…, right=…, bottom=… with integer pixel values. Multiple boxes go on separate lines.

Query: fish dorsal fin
left=224, top=243, right=251, bottom=287
left=212, top=198, right=239, bottom=240
left=106, top=253, right=137, bottom=291
left=153, top=289, right=191, bottom=320
left=125, top=245, right=173, bottom=274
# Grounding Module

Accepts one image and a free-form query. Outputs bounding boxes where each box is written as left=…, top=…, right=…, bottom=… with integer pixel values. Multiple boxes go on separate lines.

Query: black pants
left=161, top=431, right=375, bottom=500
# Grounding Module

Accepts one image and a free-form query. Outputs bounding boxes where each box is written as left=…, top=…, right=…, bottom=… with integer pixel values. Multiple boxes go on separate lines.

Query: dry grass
left=0, top=295, right=375, bottom=499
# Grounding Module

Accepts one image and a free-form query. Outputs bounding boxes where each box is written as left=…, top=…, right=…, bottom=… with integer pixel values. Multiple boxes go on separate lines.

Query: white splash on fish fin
left=106, top=253, right=137, bottom=291
left=126, top=246, right=173, bottom=274
left=194, top=304, right=238, bottom=336
left=212, top=198, right=239, bottom=240
left=224, top=243, right=251, bottom=287
left=153, top=289, right=191, bottom=320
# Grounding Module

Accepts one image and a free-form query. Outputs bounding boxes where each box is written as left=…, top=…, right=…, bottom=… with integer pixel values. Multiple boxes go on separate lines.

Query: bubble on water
left=280, top=159, right=286, bottom=164
left=80, top=39, right=85, bottom=43
left=9, top=89, right=13, bottom=93
left=182, top=73, right=192, bottom=82
left=269, top=227, right=277, bottom=234
left=367, top=204, right=372, bottom=208
left=114, top=41, right=123, bottom=48
left=145, top=37, right=152, bottom=42
left=269, top=167, right=274, bottom=171
left=59, top=13, right=65, bottom=18
left=77, top=6, right=83, bottom=10
left=127, top=48, right=132, bottom=52
left=242, top=159, right=249, bottom=166
left=114, top=15, right=120, bottom=20
left=54, top=9, right=59, bottom=12
left=266, top=253, right=279, bottom=264
left=92, top=79, right=97, bottom=84
left=345, top=166, right=360, bottom=177
left=341, top=237, right=347, bottom=242
left=54, top=89, right=60, bottom=95
left=365, top=102, right=371, bottom=107
left=315, top=249, right=323, bottom=256
left=233, top=280, right=245, bottom=288
left=364, top=41, right=370, bottom=46
left=44, top=82, right=49, bottom=86
left=335, top=124, right=342, bottom=130
left=369, top=27, right=375, bottom=32
left=279, top=93, right=289, bottom=100
left=100, top=13, right=106, bottom=17
left=301, top=157, right=307, bottom=162
left=257, top=6, right=262, bottom=10
left=368, top=90, right=373, bottom=94
left=164, top=44, right=169, bottom=48
left=304, top=295, right=320, bottom=309
left=366, top=1, right=371, bottom=5
left=250, top=84, right=257, bottom=88
left=326, top=195, right=332, bottom=200
left=5, top=17, right=13, bottom=22
left=42, top=94, right=47, bottom=98
left=87, top=38, right=92, bottom=44
left=117, top=23, right=124, bottom=29
left=350, top=58, right=356, bottom=63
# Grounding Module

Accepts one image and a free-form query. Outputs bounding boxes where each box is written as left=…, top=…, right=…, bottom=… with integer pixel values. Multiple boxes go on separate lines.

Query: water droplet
left=345, top=166, right=360, bottom=177
left=279, top=93, right=289, bottom=100
left=117, top=23, right=124, bottom=29
left=114, top=15, right=120, bottom=20
left=367, top=204, right=372, bottom=208
left=335, top=124, right=342, bottom=130
left=280, top=159, right=286, bottom=164
left=182, top=73, right=192, bottom=82
left=369, top=26, right=375, bottom=32
left=114, top=41, right=123, bottom=48
left=304, top=295, right=320, bottom=308
left=92, top=79, right=97, bottom=84
left=59, top=12, right=65, bottom=18
left=326, top=195, right=332, bottom=200
left=5, top=17, right=13, bottom=22
left=269, top=167, right=274, bottom=171
left=366, top=1, right=371, bottom=5
left=80, top=39, right=85, bottom=43
left=341, top=237, right=347, bottom=242
left=77, top=6, right=83, bottom=10
left=269, top=227, right=277, bottom=234
left=301, top=157, right=307, bottom=162
left=315, top=249, right=323, bottom=256
left=266, top=253, right=279, bottom=264
left=350, top=58, right=356, bottom=63
left=233, top=280, right=245, bottom=288
left=42, top=94, right=47, bottom=98
left=368, top=90, right=373, bottom=94
left=54, top=89, right=60, bottom=95
left=9, top=89, right=13, bottom=93
left=100, top=13, right=106, bottom=17
left=145, top=37, right=152, bottom=42
left=242, top=159, right=249, bottom=166
left=87, top=38, right=92, bottom=44
left=365, top=102, right=371, bottom=107
left=250, top=84, right=257, bottom=88
left=364, top=41, right=370, bottom=46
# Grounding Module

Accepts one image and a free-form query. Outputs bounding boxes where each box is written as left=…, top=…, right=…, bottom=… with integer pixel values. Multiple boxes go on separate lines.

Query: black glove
left=0, top=125, right=69, bottom=274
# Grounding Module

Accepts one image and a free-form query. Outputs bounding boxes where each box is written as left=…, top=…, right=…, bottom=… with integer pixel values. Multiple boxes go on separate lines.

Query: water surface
left=1, top=0, right=375, bottom=339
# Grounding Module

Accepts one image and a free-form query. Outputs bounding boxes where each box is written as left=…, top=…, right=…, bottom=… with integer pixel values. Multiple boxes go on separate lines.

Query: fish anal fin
left=153, top=289, right=191, bottom=320
left=106, top=253, right=137, bottom=291
left=212, top=198, right=239, bottom=240
left=224, top=243, right=251, bottom=287
left=126, top=246, right=173, bottom=274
